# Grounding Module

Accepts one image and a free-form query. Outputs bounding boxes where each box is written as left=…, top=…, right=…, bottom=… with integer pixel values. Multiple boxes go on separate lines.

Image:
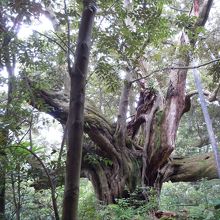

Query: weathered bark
left=28, top=83, right=219, bottom=201
left=62, top=1, right=96, bottom=220
left=128, top=0, right=215, bottom=193
left=83, top=71, right=139, bottom=203
left=29, top=85, right=218, bottom=204
left=170, top=153, right=219, bottom=182
left=29, top=85, right=141, bottom=203
left=30, top=138, right=141, bottom=204
left=30, top=151, right=219, bottom=191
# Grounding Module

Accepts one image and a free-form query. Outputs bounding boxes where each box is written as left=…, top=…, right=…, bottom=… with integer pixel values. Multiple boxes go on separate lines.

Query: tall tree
left=0, top=5, right=20, bottom=217
left=0, top=1, right=61, bottom=218
left=62, top=1, right=96, bottom=219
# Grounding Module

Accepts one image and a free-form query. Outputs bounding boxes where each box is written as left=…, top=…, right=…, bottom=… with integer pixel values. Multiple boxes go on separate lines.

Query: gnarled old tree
left=28, top=0, right=220, bottom=205
left=2, top=3, right=220, bottom=219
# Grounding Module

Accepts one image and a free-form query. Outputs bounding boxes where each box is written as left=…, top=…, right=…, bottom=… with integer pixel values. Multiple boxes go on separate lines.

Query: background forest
left=0, top=0, right=220, bottom=219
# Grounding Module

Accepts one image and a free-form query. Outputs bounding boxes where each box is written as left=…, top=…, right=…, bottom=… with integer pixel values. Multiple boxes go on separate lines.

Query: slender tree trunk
left=11, top=171, right=20, bottom=220
left=17, top=165, right=21, bottom=220
left=0, top=158, right=6, bottom=220
left=0, top=34, right=15, bottom=219
left=62, top=1, right=96, bottom=220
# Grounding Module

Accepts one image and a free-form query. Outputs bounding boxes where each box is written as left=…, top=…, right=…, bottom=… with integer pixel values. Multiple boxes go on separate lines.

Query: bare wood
left=170, top=153, right=218, bottom=182
left=30, top=152, right=219, bottom=190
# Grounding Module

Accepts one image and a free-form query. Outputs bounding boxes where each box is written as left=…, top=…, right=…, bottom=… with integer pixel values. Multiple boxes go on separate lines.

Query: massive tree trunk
left=27, top=0, right=215, bottom=205
left=30, top=86, right=142, bottom=204
left=29, top=88, right=218, bottom=205
left=131, top=0, right=214, bottom=193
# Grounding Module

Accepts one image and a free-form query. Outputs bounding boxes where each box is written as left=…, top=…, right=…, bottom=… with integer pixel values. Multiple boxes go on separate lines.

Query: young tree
left=62, top=1, right=96, bottom=219
left=0, top=3, right=22, bottom=217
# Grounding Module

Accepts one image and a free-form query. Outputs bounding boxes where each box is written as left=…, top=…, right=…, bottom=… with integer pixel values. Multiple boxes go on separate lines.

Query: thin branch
left=97, top=1, right=117, bottom=32
left=9, top=145, right=60, bottom=220
left=172, top=57, right=220, bottom=70
left=169, top=6, right=190, bottom=13
left=131, top=68, right=168, bottom=83
left=194, top=136, right=210, bottom=148
left=131, top=57, right=220, bottom=83
left=186, top=90, right=210, bottom=98
left=187, top=82, right=220, bottom=102
left=209, top=83, right=220, bottom=102
left=64, top=0, right=72, bottom=72
left=52, top=31, right=75, bottom=55
left=16, top=124, right=32, bottom=145
left=56, top=125, right=67, bottom=170
left=34, top=30, right=67, bottom=53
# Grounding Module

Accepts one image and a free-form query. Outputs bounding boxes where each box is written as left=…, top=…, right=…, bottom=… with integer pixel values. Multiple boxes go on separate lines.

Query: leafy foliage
left=160, top=180, right=220, bottom=220
left=1, top=0, right=220, bottom=219
left=97, top=188, right=158, bottom=220
left=208, top=61, right=220, bottom=83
